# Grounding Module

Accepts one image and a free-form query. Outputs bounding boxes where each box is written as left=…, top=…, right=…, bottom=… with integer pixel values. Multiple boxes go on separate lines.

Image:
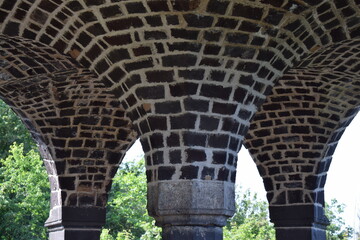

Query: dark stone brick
left=291, top=126, right=310, bottom=134
left=209, top=70, right=226, bottom=81
left=212, top=151, right=227, bottom=164
left=183, top=14, right=213, bottom=28
left=199, top=116, right=219, bottom=131
left=148, top=1, right=169, bottom=11
left=239, top=21, right=260, bottom=32
left=145, top=15, right=163, bottom=27
left=186, top=149, right=206, bottom=162
left=222, top=118, right=239, bottom=133
left=199, top=57, right=221, bottom=67
left=224, top=46, right=255, bottom=59
left=215, top=17, right=238, bottom=29
left=171, top=29, right=199, bottom=40
left=212, top=102, right=237, bottom=115
left=236, top=62, right=260, bottom=73
left=200, top=84, right=232, bottom=100
left=201, top=167, right=215, bottom=180
left=209, top=135, right=229, bottom=148
left=238, top=109, right=252, bottom=120
left=145, top=30, right=167, bottom=40
left=108, top=67, right=125, bottom=82
left=170, top=82, right=198, bottom=96
left=59, top=177, right=75, bottom=190
left=148, top=116, right=167, bottom=130
left=104, top=34, right=132, bottom=46
left=288, top=190, right=303, bottom=204
left=167, top=133, right=180, bottom=147
left=179, top=69, right=205, bottom=80
left=158, top=166, right=176, bottom=180
left=169, top=150, right=182, bottom=164
left=204, top=30, right=222, bottom=41
left=125, top=59, right=153, bottom=72
left=184, top=98, right=209, bottom=112
left=125, top=2, right=146, bottom=13
left=168, top=42, right=202, bottom=52
left=55, top=127, right=77, bottom=137
left=107, top=17, right=143, bottom=31
left=166, top=15, right=179, bottom=25
left=264, top=8, right=284, bottom=25
left=204, top=45, right=222, bottom=55
left=152, top=151, right=164, bottom=165
left=107, top=151, right=122, bottom=164
left=155, top=101, right=181, bottom=114
left=233, top=4, right=263, bottom=20
left=146, top=70, right=174, bottom=83
left=233, top=87, right=247, bottom=102
left=133, top=46, right=152, bottom=56
left=217, top=167, right=229, bottom=181
left=206, top=0, right=229, bottom=14
left=172, top=0, right=200, bottom=11
left=3, top=21, right=19, bottom=36
left=226, top=32, right=249, bottom=44
left=180, top=165, right=199, bottom=179
left=183, top=132, right=206, bottom=147
left=136, top=86, right=165, bottom=99
left=100, top=5, right=122, bottom=18
left=162, top=54, right=197, bottom=67
left=170, top=113, right=197, bottom=129
left=149, top=133, right=164, bottom=149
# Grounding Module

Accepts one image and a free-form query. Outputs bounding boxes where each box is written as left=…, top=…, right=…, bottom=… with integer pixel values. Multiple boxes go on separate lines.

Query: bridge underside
left=0, top=0, right=359, bottom=239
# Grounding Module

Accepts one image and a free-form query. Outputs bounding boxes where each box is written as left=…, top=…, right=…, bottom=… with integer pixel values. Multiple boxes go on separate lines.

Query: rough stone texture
left=0, top=0, right=359, bottom=239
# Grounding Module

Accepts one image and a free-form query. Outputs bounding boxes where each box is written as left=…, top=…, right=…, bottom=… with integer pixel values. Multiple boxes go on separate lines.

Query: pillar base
left=162, top=226, right=223, bottom=240
left=45, top=206, right=106, bottom=240
left=275, top=226, right=326, bottom=240
left=269, top=204, right=329, bottom=240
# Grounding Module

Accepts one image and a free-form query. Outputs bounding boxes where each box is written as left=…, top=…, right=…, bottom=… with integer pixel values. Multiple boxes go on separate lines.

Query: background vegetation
left=0, top=100, right=357, bottom=240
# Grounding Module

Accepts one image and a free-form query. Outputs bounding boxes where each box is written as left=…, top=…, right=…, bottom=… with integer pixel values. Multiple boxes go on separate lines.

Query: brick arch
left=0, top=35, right=137, bottom=235
left=0, top=1, right=360, bottom=239
left=244, top=38, right=360, bottom=236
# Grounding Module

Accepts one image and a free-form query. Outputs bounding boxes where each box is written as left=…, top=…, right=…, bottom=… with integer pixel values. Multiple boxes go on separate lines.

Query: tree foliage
left=0, top=143, right=49, bottom=240
left=0, top=100, right=36, bottom=158
left=326, top=199, right=354, bottom=240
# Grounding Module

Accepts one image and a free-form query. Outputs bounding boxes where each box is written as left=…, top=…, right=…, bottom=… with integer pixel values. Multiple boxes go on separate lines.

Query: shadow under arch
left=0, top=35, right=137, bottom=238
left=244, top=37, right=360, bottom=239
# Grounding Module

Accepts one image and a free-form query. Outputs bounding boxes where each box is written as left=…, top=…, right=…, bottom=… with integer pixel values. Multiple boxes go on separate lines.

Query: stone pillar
left=147, top=180, right=235, bottom=240
left=269, top=205, right=329, bottom=240
left=45, top=207, right=106, bottom=240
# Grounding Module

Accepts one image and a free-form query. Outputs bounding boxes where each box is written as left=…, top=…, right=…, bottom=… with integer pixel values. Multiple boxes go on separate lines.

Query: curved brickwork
left=245, top=38, right=360, bottom=206
left=0, top=36, right=136, bottom=209
left=0, top=1, right=359, bottom=239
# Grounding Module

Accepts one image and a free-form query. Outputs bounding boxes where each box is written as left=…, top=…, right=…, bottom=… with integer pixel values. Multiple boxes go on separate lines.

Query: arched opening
left=325, top=113, right=360, bottom=238
left=0, top=98, right=50, bottom=239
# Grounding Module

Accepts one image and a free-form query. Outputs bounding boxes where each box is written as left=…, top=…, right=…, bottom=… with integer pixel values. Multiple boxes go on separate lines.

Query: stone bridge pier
left=0, top=0, right=359, bottom=239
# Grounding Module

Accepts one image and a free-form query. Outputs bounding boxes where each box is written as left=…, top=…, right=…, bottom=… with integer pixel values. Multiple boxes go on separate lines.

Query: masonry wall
left=0, top=0, right=359, bottom=239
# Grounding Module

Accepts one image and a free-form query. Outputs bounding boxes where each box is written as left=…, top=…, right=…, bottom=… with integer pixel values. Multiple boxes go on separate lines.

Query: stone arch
left=244, top=37, right=360, bottom=239
left=0, top=0, right=359, bottom=239
left=0, top=35, right=137, bottom=238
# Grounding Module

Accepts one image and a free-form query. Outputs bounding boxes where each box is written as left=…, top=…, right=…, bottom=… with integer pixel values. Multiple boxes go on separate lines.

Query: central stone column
left=147, top=180, right=235, bottom=240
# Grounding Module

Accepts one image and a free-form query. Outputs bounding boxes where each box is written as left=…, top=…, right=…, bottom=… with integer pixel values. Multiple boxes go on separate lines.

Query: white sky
left=123, top=115, right=359, bottom=235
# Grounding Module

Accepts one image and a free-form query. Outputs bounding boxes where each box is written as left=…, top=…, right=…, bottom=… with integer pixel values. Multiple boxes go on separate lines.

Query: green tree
left=224, top=188, right=275, bottom=240
left=0, top=143, right=49, bottom=240
left=101, top=160, right=161, bottom=240
left=0, top=100, right=36, bottom=158
left=326, top=199, right=354, bottom=240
